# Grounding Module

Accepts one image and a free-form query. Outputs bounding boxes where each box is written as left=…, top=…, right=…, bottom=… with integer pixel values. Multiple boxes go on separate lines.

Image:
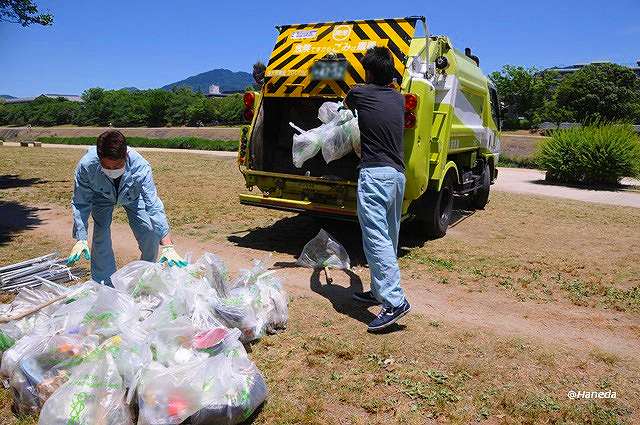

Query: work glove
left=67, top=240, right=91, bottom=266
left=158, top=245, right=187, bottom=267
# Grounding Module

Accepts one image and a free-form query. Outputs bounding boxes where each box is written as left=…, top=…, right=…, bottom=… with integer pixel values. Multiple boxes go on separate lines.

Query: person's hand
left=158, top=245, right=187, bottom=267
left=67, top=240, right=91, bottom=266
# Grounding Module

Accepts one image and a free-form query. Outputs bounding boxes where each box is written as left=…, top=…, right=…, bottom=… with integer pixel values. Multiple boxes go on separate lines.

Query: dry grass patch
left=246, top=297, right=639, bottom=424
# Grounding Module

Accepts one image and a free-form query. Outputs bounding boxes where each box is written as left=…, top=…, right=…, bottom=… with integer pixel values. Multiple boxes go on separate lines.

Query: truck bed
left=250, top=97, right=359, bottom=182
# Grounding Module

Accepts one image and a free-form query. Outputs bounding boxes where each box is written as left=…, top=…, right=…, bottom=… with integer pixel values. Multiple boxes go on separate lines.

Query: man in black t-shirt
left=344, top=47, right=411, bottom=331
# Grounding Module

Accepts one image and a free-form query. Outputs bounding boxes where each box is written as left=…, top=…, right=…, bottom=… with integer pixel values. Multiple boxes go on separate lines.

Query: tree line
left=2, top=62, right=639, bottom=129
left=489, top=63, right=640, bottom=129
left=0, top=87, right=245, bottom=127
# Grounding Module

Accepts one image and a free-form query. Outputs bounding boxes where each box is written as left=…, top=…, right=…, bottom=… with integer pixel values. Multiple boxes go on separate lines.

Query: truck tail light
left=404, top=93, right=418, bottom=111
left=243, top=92, right=255, bottom=108
left=243, top=108, right=254, bottom=122
left=243, top=92, right=256, bottom=122
left=404, top=111, right=416, bottom=128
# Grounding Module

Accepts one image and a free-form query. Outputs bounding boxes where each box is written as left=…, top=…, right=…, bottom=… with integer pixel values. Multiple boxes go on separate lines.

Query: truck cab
left=238, top=16, right=500, bottom=238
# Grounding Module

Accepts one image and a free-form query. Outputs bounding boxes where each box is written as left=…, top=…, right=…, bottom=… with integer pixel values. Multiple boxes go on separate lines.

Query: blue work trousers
left=91, top=198, right=160, bottom=286
left=356, top=166, right=407, bottom=308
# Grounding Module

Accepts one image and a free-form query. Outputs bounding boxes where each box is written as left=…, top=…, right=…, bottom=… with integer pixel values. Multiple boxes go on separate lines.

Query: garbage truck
left=237, top=16, right=501, bottom=238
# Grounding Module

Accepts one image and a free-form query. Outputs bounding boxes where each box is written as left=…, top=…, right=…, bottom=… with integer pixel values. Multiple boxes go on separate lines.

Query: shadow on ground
left=309, top=268, right=376, bottom=324
left=228, top=215, right=368, bottom=265
left=228, top=198, right=476, bottom=265
left=0, top=174, right=47, bottom=190
left=0, top=201, right=45, bottom=245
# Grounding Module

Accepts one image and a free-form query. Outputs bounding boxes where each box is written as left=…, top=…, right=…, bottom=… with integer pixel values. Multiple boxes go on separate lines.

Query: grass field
left=1, top=146, right=639, bottom=424
left=36, top=136, right=239, bottom=151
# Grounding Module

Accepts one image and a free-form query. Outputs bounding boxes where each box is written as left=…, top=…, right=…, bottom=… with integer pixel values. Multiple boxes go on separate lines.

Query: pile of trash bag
left=290, top=101, right=360, bottom=168
left=0, top=253, right=287, bottom=424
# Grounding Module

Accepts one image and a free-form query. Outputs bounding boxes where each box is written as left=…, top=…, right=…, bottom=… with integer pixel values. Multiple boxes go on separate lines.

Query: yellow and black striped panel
left=264, top=18, right=419, bottom=98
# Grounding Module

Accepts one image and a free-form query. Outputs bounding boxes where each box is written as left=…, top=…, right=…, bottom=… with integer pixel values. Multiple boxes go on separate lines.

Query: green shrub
left=498, top=155, right=538, bottom=169
left=36, top=136, right=238, bottom=151
left=536, top=124, right=640, bottom=186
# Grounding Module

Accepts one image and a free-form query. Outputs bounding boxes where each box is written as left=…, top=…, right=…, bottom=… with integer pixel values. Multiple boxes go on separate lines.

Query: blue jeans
left=91, top=198, right=160, bottom=286
left=357, top=166, right=406, bottom=308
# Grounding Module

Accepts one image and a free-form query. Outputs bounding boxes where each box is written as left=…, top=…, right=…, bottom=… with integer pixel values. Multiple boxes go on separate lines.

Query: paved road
left=495, top=167, right=640, bottom=208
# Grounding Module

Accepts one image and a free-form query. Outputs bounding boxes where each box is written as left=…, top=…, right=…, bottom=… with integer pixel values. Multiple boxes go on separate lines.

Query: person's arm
left=140, top=167, right=187, bottom=267
left=68, top=164, right=93, bottom=265
left=71, top=164, right=92, bottom=241
left=140, top=167, right=170, bottom=241
left=344, top=88, right=356, bottom=111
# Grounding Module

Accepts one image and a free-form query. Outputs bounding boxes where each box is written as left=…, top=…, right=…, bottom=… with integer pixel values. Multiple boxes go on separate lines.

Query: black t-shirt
left=345, top=84, right=405, bottom=172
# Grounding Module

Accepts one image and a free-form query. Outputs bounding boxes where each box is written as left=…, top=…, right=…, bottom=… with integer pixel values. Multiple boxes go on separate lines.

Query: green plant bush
left=36, top=136, right=238, bottom=151
left=497, top=155, right=538, bottom=169
left=536, top=124, right=640, bottom=186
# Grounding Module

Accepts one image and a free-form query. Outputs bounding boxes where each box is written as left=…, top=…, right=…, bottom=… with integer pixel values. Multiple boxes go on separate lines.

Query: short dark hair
left=96, top=130, right=127, bottom=160
left=362, top=47, right=395, bottom=86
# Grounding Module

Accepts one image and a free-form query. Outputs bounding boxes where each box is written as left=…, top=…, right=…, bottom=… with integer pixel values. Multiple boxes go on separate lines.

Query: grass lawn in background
left=36, top=136, right=239, bottom=151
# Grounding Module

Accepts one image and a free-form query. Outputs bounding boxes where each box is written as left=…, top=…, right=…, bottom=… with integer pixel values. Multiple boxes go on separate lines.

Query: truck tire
left=413, top=173, right=455, bottom=239
left=471, top=162, right=491, bottom=209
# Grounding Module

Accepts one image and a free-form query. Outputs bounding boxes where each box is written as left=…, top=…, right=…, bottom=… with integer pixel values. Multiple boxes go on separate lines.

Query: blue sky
left=1, top=0, right=638, bottom=97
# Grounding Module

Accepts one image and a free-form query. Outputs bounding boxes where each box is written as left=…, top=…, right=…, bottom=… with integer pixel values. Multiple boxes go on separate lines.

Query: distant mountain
left=1, top=94, right=16, bottom=99
left=162, top=68, right=254, bottom=93
left=120, top=87, right=141, bottom=92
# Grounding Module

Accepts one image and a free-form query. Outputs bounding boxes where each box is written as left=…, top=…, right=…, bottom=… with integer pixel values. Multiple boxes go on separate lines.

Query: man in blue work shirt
left=66, top=130, right=186, bottom=286
left=345, top=47, right=411, bottom=331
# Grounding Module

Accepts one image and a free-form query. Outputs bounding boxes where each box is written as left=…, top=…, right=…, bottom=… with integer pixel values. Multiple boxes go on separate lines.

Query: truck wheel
left=413, top=173, right=454, bottom=239
left=471, top=162, right=491, bottom=209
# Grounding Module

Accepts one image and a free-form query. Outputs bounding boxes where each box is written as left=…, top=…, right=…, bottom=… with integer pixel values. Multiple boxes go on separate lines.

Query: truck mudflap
left=239, top=193, right=356, bottom=218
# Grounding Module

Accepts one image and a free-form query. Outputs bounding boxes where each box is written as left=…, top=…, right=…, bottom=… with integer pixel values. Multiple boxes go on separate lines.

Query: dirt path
left=494, top=167, right=640, bottom=208
left=26, top=204, right=640, bottom=360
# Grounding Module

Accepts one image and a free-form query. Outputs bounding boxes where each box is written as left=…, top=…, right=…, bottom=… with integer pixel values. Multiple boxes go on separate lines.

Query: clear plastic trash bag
left=290, top=101, right=360, bottom=168
left=147, top=317, right=206, bottom=367
left=190, top=354, right=267, bottom=425
left=79, top=285, right=139, bottom=338
left=320, top=103, right=360, bottom=164
left=138, top=328, right=265, bottom=425
left=255, top=272, right=288, bottom=334
left=318, top=101, right=341, bottom=124
left=113, top=326, right=152, bottom=404
left=212, top=288, right=265, bottom=342
left=137, top=358, right=208, bottom=424
left=38, top=341, right=133, bottom=425
left=10, top=334, right=99, bottom=415
left=193, top=252, right=230, bottom=297
left=111, top=261, right=176, bottom=299
left=290, top=122, right=327, bottom=168
left=1, top=332, right=50, bottom=380
left=297, top=229, right=351, bottom=270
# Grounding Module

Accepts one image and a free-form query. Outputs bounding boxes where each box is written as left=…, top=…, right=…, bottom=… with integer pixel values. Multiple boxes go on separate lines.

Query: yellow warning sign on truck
left=264, top=18, right=419, bottom=98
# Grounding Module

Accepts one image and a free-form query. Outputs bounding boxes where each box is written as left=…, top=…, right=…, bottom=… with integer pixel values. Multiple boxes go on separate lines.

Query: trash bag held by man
left=290, top=101, right=360, bottom=168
